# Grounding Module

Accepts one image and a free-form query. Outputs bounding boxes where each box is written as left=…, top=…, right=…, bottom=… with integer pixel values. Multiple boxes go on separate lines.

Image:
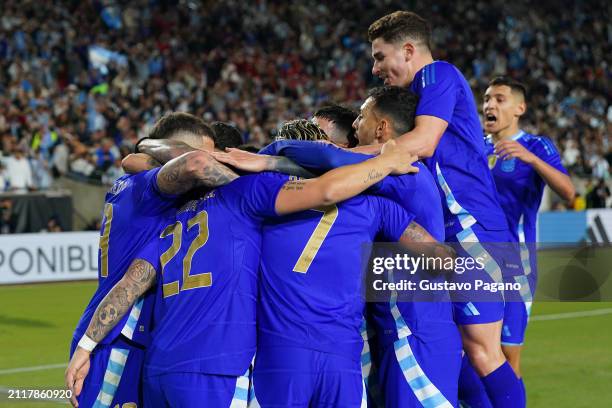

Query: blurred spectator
left=0, top=199, right=16, bottom=234
left=4, top=147, right=33, bottom=192
left=102, top=158, right=125, bottom=185
left=41, top=216, right=63, bottom=233
left=0, top=162, right=8, bottom=191
left=0, top=0, right=607, bottom=194
left=587, top=179, right=610, bottom=208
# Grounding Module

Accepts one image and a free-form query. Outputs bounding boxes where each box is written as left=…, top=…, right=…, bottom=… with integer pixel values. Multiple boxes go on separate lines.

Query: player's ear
left=515, top=101, right=526, bottom=118
left=376, top=120, right=387, bottom=143
left=402, top=41, right=414, bottom=60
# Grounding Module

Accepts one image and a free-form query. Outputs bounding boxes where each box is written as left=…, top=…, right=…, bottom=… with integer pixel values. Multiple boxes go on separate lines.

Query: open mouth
left=484, top=113, right=497, bottom=126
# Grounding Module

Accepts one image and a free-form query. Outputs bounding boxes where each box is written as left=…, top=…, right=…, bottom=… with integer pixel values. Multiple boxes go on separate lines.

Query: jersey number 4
left=159, top=210, right=211, bottom=298
left=99, top=203, right=113, bottom=278
left=293, top=205, right=338, bottom=274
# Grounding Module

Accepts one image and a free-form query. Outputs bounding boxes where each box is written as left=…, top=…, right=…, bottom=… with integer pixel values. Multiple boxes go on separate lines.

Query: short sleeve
left=132, top=168, right=180, bottom=215
left=135, top=236, right=161, bottom=274
left=375, top=197, right=415, bottom=242
left=532, top=137, right=568, bottom=175
left=239, top=172, right=290, bottom=218
left=411, top=63, right=458, bottom=123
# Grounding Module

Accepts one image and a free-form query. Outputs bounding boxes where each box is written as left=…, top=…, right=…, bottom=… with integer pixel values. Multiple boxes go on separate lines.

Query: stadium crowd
left=0, top=0, right=609, bottom=204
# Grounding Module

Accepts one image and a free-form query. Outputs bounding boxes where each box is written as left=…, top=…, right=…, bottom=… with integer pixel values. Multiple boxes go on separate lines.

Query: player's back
left=71, top=168, right=177, bottom=351
left=258, top=194, right=412, bottom=362
left=143, top=173, right=286, bottom=378
left=410, top=61, right=508, bottom=237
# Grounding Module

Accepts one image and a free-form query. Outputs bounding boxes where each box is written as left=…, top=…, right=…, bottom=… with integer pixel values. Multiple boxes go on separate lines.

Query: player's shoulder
left=521, top=132, right=559, bottom=156
left=429, top=61, right=461, bottom=80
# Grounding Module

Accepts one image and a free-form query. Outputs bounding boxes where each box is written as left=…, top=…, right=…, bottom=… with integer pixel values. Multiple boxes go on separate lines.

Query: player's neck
left=412, top=54, right=434, bottom=77
left=492, top=124, right=521, bottom=143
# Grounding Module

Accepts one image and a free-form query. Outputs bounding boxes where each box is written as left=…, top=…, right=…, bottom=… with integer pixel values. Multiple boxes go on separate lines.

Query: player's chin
left=484, top=122, right=498, bottom=133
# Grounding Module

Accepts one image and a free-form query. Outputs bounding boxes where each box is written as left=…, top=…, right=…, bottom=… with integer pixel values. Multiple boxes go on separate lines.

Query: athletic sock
left=458, top=354, right=493, bottom=408
left=481, top=361, right=524, bottom=408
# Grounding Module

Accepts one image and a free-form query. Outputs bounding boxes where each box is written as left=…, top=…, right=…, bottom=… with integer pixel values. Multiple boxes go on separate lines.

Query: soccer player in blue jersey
left=65, top=112, right=238, bottom=408
left=366, top=11, right=523, bottom=407
left=483, top=76, right=574, bottom=399
left=250, top=114, right=459, bottom=408
left=66, top=135, right=421, bottom=407
left=224, top=88, right=460, bottom=407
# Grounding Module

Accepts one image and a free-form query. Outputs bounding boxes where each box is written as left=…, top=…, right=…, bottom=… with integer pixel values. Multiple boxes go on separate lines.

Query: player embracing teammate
left=364, top=11, right=527, bottom=408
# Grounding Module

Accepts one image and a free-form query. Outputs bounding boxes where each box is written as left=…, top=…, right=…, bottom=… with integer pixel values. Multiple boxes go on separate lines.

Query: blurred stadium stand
left=0, top=0, right=609, bottom=232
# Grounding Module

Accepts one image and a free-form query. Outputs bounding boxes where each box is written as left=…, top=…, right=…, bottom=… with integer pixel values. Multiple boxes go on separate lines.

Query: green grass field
left=1, top=280, right=611, bottom=407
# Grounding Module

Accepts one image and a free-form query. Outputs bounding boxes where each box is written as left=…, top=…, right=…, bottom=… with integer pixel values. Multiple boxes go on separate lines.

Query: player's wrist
left=77, top=334, right=97, bottom=353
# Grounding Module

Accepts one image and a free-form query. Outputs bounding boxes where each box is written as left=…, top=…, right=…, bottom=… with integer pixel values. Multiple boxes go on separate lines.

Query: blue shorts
left=377, top=335, right=461, bottom=408
left=448, top=225, right=522, bottom=326
left=253, top=345, right=363, bottom=407
left=72, top=338, right=144, bottom=408
left=143, top=370, right=251, bottom=408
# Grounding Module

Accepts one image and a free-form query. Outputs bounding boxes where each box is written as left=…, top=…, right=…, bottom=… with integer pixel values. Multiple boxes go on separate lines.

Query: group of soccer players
left=65, top=10, right=574, bottom=408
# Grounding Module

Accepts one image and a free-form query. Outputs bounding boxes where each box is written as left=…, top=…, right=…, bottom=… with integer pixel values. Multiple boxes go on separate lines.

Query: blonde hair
left=276, top=119, right=330, bottom=142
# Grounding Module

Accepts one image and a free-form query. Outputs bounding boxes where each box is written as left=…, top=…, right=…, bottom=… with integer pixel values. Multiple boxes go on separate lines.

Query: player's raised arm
left=274, top=139, right=418, bottom=215
left=156, top=150, right=239, bottom=195
left=122, top=153, right=162, bottom=173
left=211, top=147, right=315, bottom=178
left=65, top=259, right=157, bottom=407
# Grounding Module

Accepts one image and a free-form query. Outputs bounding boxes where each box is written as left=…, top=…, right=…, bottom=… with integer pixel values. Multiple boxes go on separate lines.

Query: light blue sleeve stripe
left=424, top=66, right=429, bottom=86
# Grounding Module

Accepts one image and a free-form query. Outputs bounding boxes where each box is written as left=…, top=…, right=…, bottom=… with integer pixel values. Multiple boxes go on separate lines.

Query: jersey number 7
left=293, top=205, right=338, bottom=274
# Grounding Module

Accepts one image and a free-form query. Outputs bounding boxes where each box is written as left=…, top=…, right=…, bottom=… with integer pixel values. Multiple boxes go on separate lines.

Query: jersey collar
left=511, top=130, right=526, bottom=141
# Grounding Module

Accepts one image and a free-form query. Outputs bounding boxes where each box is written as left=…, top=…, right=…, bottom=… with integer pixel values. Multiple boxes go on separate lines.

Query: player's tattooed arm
left=66, top=259, right=156, bottom=406
left=266, top=156, right=315, bottom=178
left=85, top=259, right=157, bottom=343
left=399, top=222, right=457, bottom=273
left=122, top=153, right=162, bottom=173
left=137, top=138, right=196, bottom=164
left=274, top=139, right=418, bottom=215
left=157, top=151, right=239, bottom=195
left=211, top=148, right=315, bottom=178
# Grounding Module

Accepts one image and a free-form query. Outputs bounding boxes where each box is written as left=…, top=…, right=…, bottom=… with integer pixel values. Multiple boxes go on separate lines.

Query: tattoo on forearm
left=402, top=222, right=426, bottom=242
left=282, top=181, right=306, bottom=191
left=140, top=140, right=194, bottom=165
left=147, top=156, right=162, bottom=168
left=364, top=169, right=384, bottom=184
left=269, top=157, right=315, bottom=178
left=86, top=259, right=156, bottom=343
left=199, top=158, right=239, bottom=188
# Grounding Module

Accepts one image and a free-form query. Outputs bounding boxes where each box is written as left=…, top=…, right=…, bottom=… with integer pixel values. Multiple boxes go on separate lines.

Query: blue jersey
left=260, top=140, right=444, bottom=240
left=484, top=131, right=568, bottom=243
left=72, top=168, right=178, bottom=349
left=138, top=173, right=288, bottom=377
left=258, top=194, right=414, bottom=361
left=260, top=140, right=452, bottom=346
left=409, top=61, right=508, bottom=237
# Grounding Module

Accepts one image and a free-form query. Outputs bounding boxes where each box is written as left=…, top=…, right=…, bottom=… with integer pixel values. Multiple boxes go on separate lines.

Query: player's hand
left=210, top=148, right=270, bottom=173
left=494, top=140, right=536, bottom=165
left=65, top=347, right=91, bottom=407
left=380, top=139, right=420, bottom=175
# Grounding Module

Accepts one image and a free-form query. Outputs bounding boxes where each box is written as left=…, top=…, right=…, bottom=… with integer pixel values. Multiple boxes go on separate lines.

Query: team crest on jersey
left=109, top=179, right=129, bottom=195
left=501, top=158, right=516, bottom=172
left=487, top=154, right=498, bottom=170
